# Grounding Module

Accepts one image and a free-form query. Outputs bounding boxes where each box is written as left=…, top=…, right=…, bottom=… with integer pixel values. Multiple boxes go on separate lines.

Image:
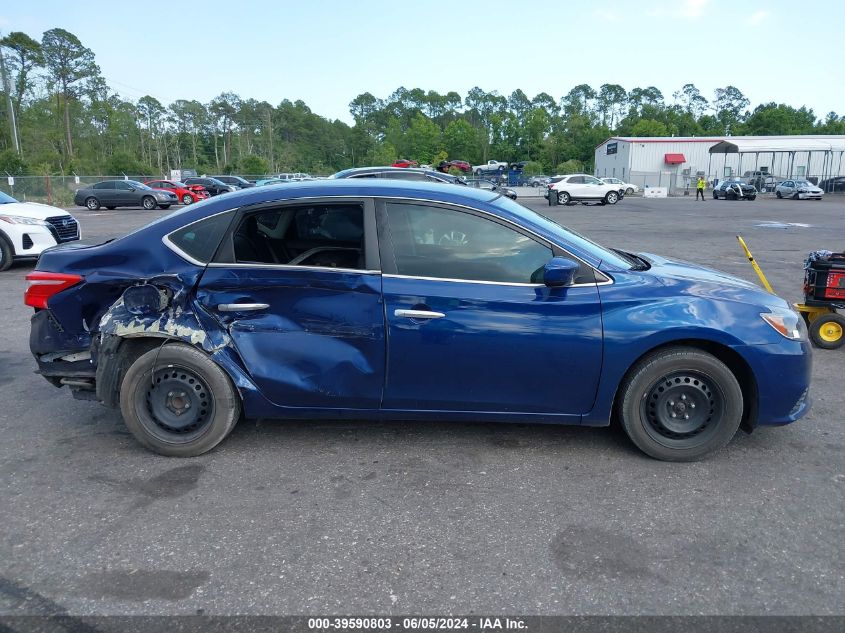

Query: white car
left=551, top=174, right=623, bottom=205
left=601, top=177, right=639, bottom=195
left=0, top=191, right=80, bottom=271
left=775, top=179, right=824, bottom=200
left=473, top=160, right=508, bottom=175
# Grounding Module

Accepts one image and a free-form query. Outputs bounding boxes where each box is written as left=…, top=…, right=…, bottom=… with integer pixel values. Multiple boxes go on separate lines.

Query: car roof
left=332, top=166, right=457, bottom=179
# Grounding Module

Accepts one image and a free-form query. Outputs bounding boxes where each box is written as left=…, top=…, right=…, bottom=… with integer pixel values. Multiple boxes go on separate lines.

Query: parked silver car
left=775, top=179, right=824, bottom=200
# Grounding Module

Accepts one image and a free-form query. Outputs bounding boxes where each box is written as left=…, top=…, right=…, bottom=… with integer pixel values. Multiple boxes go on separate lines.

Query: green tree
left=240, top=154, right=269, bottom=175
left=405, top=113, right=441, bottom=164
left=0, top=32, right=44, bottom=114
left=41, top=28, right=100, bottom=157
left=630, top=119, right=670, bottom=137
left=442, top=119, right=476, bottom=161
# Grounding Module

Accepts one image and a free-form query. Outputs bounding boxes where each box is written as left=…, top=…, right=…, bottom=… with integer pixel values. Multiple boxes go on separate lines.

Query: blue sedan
left=26, top=180, right=811, bottom=460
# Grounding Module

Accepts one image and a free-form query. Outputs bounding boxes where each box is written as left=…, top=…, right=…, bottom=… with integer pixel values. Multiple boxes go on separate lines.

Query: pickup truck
left=473, top=160, right=508, bottom=175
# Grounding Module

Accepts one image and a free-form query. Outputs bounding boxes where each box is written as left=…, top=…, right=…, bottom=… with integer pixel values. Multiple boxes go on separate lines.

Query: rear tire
left=85, top=197, right=100, bottom=210
left=182, top=194, right=193, bottom=205
left=0, top=235, right=13, bottom=272
left=119, top=342, right=241, bottom=457
left=617, top=347, right=743, bottom=461
left=605, top=191, right=619, bottom=205
left=558, top=191, right=571, bottom=205
left=809, top=313, right=845, bottom=349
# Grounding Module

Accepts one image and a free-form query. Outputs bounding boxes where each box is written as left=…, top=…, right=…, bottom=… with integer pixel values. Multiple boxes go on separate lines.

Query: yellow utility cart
left=737, top=236, right=845, bottom=349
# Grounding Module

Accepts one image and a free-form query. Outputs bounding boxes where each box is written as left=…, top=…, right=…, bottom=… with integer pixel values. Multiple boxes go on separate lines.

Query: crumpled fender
left=93, top=280, right=271, bottom=413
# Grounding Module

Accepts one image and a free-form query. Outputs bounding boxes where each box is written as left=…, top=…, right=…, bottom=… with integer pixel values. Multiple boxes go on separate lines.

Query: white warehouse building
left=594, top=135, right=845, bottom=193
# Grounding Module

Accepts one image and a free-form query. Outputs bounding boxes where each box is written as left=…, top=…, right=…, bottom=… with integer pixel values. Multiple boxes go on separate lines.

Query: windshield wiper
left=612, top=248, right=649, bottom=271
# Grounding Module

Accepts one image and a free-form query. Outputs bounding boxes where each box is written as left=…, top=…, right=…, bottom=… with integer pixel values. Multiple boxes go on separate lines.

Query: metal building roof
left=709, top=136, right=845, bottom=153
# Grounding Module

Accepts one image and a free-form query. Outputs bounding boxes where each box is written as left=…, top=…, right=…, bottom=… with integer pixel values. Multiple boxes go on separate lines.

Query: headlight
left=761, top=308, right=804, bottom=340
left=0, top=214, right=49, bottom=226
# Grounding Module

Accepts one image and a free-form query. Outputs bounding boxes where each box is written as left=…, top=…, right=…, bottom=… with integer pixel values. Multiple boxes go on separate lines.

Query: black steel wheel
left=618, top=347, right=743, bottom=461
left=142, top=196, right=156, bottom=210
left=120, top=342, right=241, bottom=456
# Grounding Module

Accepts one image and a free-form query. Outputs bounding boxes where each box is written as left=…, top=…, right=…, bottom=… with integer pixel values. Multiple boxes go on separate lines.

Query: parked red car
left=436, top=160, right=471, bottom=173
left=391, top=159, right=419, bottom=168
left=145, top=180, right=210, bottom=205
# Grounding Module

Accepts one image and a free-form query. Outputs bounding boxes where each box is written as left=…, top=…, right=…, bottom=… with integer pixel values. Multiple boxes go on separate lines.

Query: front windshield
left=490, top=196, right=634, bottom=269
left=0, top=191, right=18, bottom=204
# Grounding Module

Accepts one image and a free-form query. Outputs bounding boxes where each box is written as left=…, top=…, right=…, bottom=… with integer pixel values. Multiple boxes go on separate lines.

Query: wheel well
left=96, top=335, right=181, bottom=407
left=610, top=339, right=759, bottom=434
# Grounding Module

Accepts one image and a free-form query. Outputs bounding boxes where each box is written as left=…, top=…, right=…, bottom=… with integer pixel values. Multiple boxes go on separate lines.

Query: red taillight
left=24, top=272, right=84, bottom=309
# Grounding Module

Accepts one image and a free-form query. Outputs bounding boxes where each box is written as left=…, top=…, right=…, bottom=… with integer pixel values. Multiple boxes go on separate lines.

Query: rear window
left=168, top=211, right=235, bottom=263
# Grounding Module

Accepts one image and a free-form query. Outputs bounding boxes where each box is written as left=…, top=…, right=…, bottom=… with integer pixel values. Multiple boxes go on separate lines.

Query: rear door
left=195, top=197, right=385, bottom=411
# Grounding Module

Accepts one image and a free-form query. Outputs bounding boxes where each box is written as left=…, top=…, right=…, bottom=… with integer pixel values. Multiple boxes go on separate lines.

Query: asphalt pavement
left=0, top=195, right=843, bottom=616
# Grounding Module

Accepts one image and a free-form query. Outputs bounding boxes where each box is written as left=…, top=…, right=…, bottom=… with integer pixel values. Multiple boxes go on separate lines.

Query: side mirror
left=543, top=257, right=579, bottom=287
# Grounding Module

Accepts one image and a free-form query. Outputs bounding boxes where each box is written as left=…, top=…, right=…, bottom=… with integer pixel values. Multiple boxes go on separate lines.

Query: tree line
left=1, top=28, right=844, bottom=178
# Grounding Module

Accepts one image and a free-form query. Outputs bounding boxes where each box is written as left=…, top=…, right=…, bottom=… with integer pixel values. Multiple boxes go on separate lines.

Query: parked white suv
left=551, top=174, right=623, bottom=205
left=600, top=177, right=639, bottom=195
left=0, top=191, right=80, bottom=271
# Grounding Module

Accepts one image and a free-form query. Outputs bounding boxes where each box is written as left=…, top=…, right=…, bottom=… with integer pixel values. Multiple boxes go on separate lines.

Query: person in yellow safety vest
left=696, top=176, right=706, bottom=201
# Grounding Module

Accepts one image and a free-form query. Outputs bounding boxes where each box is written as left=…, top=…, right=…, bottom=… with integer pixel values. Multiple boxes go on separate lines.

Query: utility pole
left=0, top=35, right=21, bottom=154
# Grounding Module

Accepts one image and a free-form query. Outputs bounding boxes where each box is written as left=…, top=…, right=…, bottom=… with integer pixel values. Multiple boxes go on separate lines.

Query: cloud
left=648, top=0, right=710, bottom=19
left=747, top=10, right=770, bottom=25
left=593, top=7, right=622, bottom=22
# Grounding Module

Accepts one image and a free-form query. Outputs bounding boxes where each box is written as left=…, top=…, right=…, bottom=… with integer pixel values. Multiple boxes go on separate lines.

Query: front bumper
left=739, top=340, right=812, bottom=426
left=4, top=224, right=60, bottom=259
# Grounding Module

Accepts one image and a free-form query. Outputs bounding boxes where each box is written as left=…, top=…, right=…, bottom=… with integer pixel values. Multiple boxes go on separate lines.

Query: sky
left=1, top=0, right=842, bottom=124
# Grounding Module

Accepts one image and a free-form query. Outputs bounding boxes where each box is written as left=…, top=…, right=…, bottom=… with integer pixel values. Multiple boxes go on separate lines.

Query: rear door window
left=226, top=203, right=366, bottom=269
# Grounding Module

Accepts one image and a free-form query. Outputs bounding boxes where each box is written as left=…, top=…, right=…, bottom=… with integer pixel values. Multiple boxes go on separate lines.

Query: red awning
left=664, top=153, right=686, bottom=164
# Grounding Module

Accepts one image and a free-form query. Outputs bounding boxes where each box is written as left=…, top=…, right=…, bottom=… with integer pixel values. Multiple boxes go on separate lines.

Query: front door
left=377, top=200, right=603, bottom=417
left=195, top=198, right=385, bottom=411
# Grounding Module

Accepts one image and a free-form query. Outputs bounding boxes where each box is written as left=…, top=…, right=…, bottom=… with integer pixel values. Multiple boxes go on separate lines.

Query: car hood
left=0, top=201, right=71, bottom=220
left=637, top=251, right=788, bottom=308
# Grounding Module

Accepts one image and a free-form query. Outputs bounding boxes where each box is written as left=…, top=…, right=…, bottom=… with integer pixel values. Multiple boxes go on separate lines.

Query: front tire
left=809, top=313, right=845, bottom=349
left=0, top=235, right=13, bottom=272
left=605, top=191, right=619, bottom=205
left=712, top=191, right=718, bottom=199
left=119, top=343, right=241, bottom=457
left=776, top=191, right=782, bottom=198
left=142, top=196, right=156, bottom=210
left=617, top=347, right=743, bottom=461
left=85, top=197, right=100, bottom=210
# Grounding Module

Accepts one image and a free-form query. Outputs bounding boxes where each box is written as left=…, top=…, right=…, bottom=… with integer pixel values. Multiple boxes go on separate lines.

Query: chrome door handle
left=394, top=309, right=445, bottom=319
left=217, top=303, right=269, bottom=312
